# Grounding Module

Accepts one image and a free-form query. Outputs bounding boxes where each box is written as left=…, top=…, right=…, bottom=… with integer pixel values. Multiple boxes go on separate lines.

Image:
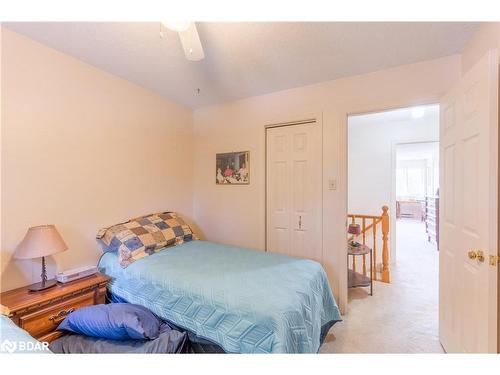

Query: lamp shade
left=14, top=225, right=68, bottom=260
left=347, top=223, right=361, bottom=236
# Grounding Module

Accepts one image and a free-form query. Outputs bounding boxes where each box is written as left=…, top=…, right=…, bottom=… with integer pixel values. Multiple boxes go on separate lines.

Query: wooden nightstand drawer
left=1, top=273, right=110, bottom=343
left=19, top=291, right=94, bottom=339
left=38, top=330, right=65, bottom=343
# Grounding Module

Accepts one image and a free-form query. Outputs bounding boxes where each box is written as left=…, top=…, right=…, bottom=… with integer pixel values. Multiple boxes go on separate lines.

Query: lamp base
left=28, top=279, right=57, bottom=292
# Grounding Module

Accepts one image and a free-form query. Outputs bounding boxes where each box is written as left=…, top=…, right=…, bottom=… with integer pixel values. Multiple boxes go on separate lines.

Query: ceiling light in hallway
left=411, top=106, right=426, bottom=118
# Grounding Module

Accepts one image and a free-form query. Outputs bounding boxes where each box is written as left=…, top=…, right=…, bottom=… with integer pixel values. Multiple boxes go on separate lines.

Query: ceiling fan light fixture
left=161, top=21, right=192, bottom=32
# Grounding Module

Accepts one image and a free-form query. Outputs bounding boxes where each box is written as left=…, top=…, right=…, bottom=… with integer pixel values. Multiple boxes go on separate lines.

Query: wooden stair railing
left=348, top=205, right=390, bottom=283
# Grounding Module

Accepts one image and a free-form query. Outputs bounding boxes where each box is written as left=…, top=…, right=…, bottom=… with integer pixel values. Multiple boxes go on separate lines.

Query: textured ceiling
left=4, top=22, right=479, bottom=109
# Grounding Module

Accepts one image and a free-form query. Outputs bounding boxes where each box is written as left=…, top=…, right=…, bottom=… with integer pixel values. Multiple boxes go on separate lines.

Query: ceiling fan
left=160, top=22, right=205, bottom=61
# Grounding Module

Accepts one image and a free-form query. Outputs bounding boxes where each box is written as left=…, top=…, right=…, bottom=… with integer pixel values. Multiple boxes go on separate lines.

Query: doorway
left=394, top=140, right=440, bottom=280
left=326, top=104, right=443, bottom=353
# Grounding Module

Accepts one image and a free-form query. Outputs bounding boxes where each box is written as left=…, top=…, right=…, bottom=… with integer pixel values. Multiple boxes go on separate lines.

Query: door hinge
left=489, top=255, right=499, bottom=266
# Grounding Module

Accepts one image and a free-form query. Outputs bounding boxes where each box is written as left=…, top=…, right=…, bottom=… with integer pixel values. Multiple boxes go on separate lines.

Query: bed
left=98, top=240, right=341, bottom=354
left=0, top=315, right=51, bottom=354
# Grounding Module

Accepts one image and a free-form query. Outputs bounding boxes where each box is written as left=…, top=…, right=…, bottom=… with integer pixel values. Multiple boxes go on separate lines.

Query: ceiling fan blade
left=178, top=23, right=205, bottom=61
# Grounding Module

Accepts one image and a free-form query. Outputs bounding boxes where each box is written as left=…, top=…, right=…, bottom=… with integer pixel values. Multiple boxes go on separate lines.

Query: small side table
left=0, top=273, right=110, bottom=343
left=347, top=243, right=373, bottom=296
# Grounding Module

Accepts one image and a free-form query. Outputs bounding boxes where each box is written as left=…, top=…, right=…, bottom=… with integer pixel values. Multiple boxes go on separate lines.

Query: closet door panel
left=290, top=124, right=321, bottom=261
left=266, top=128, right=291, bottom=255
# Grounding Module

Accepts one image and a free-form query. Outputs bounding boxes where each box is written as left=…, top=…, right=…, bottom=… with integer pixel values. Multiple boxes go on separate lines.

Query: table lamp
left=14, top=225, right=68, bottom=291
left=348, top=223, right=361, bottom=247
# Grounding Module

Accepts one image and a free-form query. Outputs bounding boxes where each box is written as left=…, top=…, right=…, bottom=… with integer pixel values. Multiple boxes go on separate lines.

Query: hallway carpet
left=320, top=219, right=444, bottom=353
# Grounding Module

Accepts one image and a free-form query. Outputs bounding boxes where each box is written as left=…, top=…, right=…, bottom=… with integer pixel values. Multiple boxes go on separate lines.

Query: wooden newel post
left=381, top=205, right=390, bottom=283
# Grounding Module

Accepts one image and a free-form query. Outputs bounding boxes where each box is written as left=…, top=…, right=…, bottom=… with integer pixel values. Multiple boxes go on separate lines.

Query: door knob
left=468, top=250, right=485, bottom=262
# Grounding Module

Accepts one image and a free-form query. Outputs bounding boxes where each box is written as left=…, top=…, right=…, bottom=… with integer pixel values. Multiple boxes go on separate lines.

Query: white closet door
left=266, top=122, right=322, bottom=261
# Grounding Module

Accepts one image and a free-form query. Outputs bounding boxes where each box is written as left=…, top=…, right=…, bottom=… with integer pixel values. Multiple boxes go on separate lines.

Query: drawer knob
left=48, top=308, right=75, bottom=323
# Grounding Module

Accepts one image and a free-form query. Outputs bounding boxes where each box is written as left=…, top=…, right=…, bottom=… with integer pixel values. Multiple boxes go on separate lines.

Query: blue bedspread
left=0, top=315, right=51, bottom=354
left=98, top=241, right=341, bottom=353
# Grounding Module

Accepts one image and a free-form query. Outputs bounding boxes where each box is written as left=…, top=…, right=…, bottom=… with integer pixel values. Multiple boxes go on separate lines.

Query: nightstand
left=347, top=243, right=373, bottom=296
left=0, top=273, right=110, bottom=343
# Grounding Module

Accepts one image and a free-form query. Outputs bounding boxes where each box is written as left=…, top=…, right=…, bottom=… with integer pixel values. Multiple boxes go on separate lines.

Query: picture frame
left=216, top=151, right=250, bottom=185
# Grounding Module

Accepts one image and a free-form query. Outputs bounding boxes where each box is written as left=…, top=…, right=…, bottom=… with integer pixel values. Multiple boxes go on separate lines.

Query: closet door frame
left=264, top=115, right=323, bottom=262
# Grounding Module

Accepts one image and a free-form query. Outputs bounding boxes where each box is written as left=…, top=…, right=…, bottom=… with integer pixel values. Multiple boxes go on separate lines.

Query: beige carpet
left=320, top=219, right=444, bottom=353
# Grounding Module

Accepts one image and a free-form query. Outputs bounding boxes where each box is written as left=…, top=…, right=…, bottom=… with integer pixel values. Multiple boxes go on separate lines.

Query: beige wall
left=0, top=29, right=194, bottom=292
left=2, top=24, right=494, bottom=313
left=193, top=55, right=462, bottom=312
left=0, top=25, right=3, bottom=293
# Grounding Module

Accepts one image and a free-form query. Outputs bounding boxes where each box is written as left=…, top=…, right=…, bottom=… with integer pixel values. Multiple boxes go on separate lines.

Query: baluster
left=381, top=205, right=390, bottom=283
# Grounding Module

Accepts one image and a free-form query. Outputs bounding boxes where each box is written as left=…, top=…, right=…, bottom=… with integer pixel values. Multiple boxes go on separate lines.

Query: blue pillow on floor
left=57, top=303, right=162, bottom=341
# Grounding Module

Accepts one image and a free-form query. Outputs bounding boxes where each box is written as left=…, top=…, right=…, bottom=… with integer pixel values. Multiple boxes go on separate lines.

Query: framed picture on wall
left=216, top=151, right=250, bottom=185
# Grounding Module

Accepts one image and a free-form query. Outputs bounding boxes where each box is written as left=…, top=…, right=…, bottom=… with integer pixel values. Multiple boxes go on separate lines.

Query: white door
left=439, top=49, right=498, bottom=353
left=266, top=122, right=322, bottom=261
